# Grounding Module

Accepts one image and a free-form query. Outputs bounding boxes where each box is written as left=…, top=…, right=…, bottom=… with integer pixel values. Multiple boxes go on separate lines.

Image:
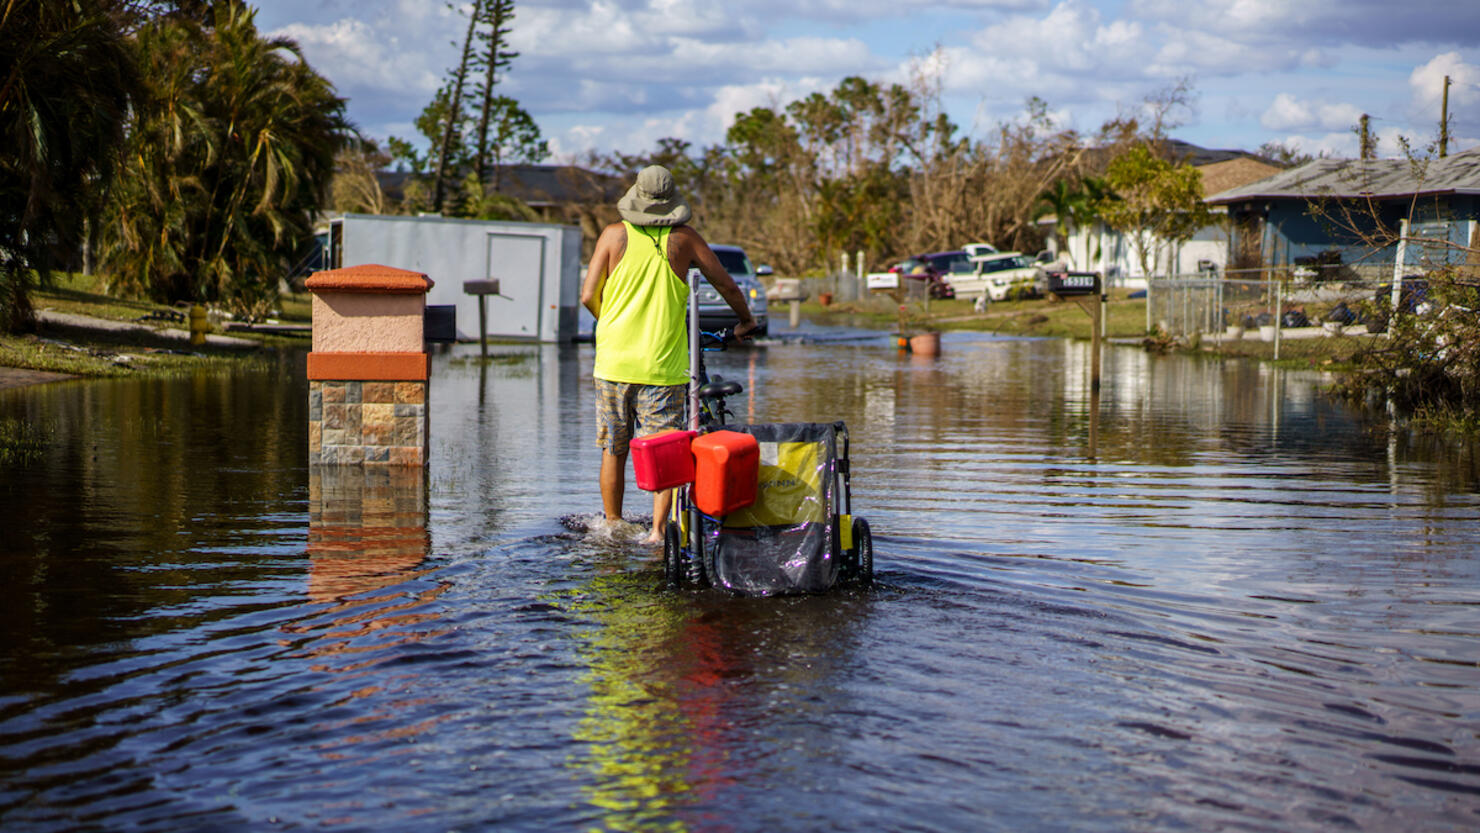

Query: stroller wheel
left=663, top=522, right=685, bottom=588
left=852, top=517, right=873, bottom=587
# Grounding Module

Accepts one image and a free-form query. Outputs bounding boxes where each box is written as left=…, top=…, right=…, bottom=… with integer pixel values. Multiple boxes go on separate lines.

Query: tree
left=431, top=0, right=482, bottom=212
left=1096, top=144, right=1211, bottom=280
left=1257, top=140, right=1315, bottom=169
left=1034, top=180, right=1091, bottom=264
left=97, top=2, right=349, bottom=318
left=479, top=96, right=548, bottom=189
left=0, top=0, right=139, bottom=331
left=332, top=139, right=392, bottom=215
left=471, top=0, right=517, bottom=187
left=392, top=0, right=545, bottom=216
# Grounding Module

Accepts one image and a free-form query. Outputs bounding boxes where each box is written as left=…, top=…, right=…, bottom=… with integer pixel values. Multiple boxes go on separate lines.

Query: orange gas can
left=692, top=430, right=759, bottom=517
left=631, top=430, right=697, bottom=491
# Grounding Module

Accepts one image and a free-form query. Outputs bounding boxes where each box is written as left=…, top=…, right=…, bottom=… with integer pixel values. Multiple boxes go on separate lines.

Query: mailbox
left=866, top=272, right=900, bottom=292
left=1047, top=271, right=1100, bottom=297
left=424, top=305, right=457, bottom=343
left=768, top=278, right=806, bottom=302
left=463, top=279, right=501, bottom=296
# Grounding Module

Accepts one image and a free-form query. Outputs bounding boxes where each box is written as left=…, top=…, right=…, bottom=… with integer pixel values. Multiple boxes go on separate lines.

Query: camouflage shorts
left=594, top=379, right=686, bottom=455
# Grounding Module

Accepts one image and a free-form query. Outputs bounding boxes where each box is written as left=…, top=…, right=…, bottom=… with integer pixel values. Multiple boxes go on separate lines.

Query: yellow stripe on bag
left=726, top=440, right=825, bottom=527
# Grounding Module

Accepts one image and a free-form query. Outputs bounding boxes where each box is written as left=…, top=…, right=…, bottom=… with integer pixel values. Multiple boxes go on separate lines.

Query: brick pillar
left=306, top=264, right=433, bottom=466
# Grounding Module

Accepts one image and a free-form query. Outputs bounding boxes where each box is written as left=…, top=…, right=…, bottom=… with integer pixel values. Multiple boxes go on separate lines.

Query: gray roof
left=376, top=164, right=623, bottom=206
left=1206, top=145, right=1480, bottom=204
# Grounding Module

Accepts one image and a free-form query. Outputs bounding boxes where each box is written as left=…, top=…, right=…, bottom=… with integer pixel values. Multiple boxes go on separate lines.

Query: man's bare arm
left=580, top=224, right=626, bottom=319
left=672, top=227, right=757, bottom=338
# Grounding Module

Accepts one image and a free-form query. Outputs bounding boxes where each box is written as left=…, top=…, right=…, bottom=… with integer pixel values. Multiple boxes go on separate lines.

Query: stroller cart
left=666, top=420, right=873, bottom=595
left=641, top=267, right=874, bottom=595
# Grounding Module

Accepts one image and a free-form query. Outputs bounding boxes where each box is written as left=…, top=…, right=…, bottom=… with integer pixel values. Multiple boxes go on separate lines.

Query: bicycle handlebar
left=699, top=328, right=732, bottom=350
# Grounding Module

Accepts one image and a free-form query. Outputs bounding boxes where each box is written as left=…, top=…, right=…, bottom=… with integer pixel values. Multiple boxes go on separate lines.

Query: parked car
left=953, top=252, right=1045, bottom=301
left=888, top=251, right=965, bottom=299
left=693, top=244, right=770, bottom=336
left=962, top=242, right=998, bottom=258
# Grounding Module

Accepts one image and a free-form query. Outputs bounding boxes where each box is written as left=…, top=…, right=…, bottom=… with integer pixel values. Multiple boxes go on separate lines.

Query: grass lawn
left=0, top=330, right=272, bottom=378
left=34, top=272, right=182, bottom=324
left=801, top=289, right=1371, bottom=370
left=3, top=272, right=299, bottom=379
left=804, top=289, right=1150, bottom=340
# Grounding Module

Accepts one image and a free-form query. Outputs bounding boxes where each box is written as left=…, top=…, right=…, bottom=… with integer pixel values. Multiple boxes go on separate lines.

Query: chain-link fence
left=1146, top=267, right=1401, bottom=356
left=804, top=269, right=867, bottom=303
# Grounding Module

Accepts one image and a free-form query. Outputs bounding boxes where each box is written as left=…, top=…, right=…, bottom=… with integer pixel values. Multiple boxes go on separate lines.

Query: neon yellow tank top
left=593, top=222, right=689, bottom=385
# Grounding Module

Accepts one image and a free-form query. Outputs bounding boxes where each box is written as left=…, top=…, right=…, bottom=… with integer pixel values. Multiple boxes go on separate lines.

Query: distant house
left=377, top=164, right=625, bottom=242
left=1205, top=146, right=1480, bottom=281
left=1044, top=146, right=1281, bottom=286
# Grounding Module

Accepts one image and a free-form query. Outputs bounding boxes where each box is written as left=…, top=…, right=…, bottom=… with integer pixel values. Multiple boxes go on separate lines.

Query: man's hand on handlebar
left=732, top=318, right=759, bottom=343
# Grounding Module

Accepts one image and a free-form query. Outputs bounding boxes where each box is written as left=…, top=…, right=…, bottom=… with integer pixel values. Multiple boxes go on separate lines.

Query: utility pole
left=1440, top=75, right=1452, bottom=158
left=1359, top=114, right=1375, bottom=160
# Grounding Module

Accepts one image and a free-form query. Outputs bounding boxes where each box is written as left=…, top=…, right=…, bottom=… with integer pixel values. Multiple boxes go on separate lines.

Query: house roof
left=1196, top=157, right=1283, bottom=196
left=1163, top=138, right=1259, bottom=167
left=377, top=164, right=624, bottom=206
left=1206, top=145, right=1480, bottom=204
left=1035, top=154, right=1277, bottom=227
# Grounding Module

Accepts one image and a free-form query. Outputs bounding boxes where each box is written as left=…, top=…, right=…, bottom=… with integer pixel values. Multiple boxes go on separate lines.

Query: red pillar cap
left=306, top=264, right=434, bottom=295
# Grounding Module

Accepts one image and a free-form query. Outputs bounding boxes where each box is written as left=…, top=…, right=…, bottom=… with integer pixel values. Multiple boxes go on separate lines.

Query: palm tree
left=1034, top=176, right=1113, bottom=267
left=0, top=0, right=138, bottom=331
left=1033, top=180, right=1078, bottom=263
left=98, top=2, right=350, bottom=318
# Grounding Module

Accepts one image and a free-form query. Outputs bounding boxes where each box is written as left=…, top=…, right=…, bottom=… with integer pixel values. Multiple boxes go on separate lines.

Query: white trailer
left=325, top=213, right=582, bottom=342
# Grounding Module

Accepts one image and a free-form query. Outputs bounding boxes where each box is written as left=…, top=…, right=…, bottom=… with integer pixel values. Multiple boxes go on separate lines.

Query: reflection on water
left=1, top=333, right=1479, bottom=831
left=307, top=465, right=430, bottom=602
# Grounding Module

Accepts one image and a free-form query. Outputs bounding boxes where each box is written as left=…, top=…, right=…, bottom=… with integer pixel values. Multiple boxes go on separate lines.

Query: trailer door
left=486, top=232, right=547, bottom=340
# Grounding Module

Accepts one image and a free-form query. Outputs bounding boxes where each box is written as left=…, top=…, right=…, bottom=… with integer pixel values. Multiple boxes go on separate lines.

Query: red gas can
left=631, top=430, right=697, bottom=491
left=692, top=430, right=759, bottom=517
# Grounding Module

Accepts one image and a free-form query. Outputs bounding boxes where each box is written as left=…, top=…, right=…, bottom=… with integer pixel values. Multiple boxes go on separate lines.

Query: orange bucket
left=691, top=430, right=759, bottom=516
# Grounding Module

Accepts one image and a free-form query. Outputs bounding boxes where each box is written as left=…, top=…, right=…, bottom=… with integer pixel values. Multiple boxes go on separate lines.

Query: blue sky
left=252, top=0, right=1480, bottom=163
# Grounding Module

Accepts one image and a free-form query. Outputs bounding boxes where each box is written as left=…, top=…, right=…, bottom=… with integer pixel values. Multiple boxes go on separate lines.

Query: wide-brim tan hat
left=617, top=165, right=691, bottom=227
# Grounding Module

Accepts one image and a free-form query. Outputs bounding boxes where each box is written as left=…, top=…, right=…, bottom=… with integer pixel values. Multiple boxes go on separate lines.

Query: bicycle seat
left=698, top=380, right=742, bottom=399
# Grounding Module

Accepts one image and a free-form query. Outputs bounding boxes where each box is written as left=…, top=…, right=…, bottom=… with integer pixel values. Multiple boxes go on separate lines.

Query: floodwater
left=2, top=326, right=1479, bottom=832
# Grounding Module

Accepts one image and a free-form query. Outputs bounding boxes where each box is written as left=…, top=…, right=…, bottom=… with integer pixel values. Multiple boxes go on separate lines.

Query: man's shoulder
left=667, top=224, right=703, bottom=245
left=596, top=222, right=627, bottom=245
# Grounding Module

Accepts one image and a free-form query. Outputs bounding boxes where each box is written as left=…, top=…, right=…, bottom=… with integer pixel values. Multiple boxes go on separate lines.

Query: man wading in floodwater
left=581, top=165, right=757, bottom=544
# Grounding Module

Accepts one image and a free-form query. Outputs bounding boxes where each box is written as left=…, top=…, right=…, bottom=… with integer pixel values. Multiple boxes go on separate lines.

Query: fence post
left=1390, top=219, right=1409, bottom=339
left=1273, top=276, right=1283, bottom=361
left=1091, top=273, right=1103, bottom=393
left=1145, top=274, right=1153, bottom=334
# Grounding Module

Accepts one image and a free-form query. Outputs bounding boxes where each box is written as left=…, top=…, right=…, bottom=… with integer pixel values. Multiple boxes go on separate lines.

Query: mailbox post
left=770, top=278, right=807, bottom=328
left=463, top=279, right=501, bottom=358
left=1048, top=270, right=1103, bottom=393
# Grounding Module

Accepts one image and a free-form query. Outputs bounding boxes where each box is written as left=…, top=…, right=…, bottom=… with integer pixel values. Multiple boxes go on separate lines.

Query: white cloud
left=255, top=0, right=1480, bottom=163
left=1259, top=93, right=1363, bottom=132
left=1149, top=26, right=1307, bottom=76
left=273, top=19, right=442, bottom=97
left=964, top=1, right=1144, bottom=73
left=1409, top=52, right=1480, bottom=117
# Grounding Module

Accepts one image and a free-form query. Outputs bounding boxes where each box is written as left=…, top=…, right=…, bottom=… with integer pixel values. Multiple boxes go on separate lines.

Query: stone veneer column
left=305, top=264, right=433, bottom=466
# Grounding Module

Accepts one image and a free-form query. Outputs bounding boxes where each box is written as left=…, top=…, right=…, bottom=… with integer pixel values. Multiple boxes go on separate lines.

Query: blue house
left=1205, top=146, right=1480, bottom=280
